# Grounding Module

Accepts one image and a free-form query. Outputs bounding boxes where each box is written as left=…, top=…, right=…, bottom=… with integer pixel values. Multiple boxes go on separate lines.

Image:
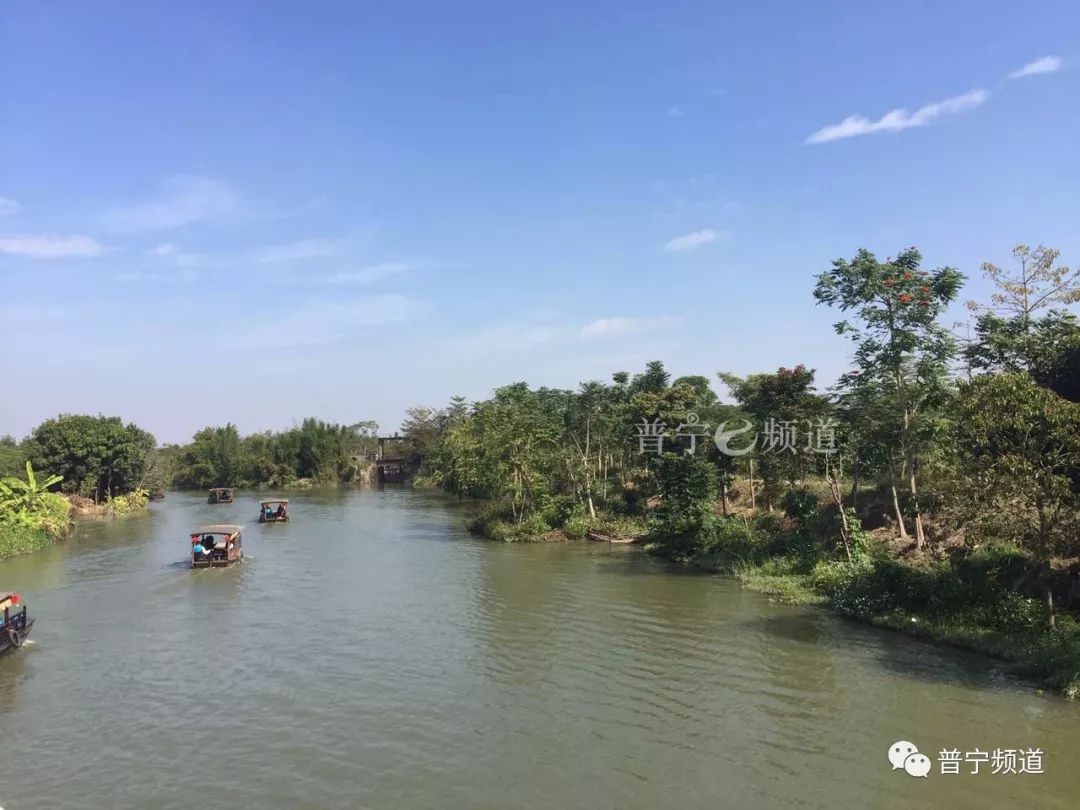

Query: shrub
left=783, top=488, right=820, bottom=529
left=0, top=523, right=54, bottom=558
left=563, top=514, right=591, bottom=540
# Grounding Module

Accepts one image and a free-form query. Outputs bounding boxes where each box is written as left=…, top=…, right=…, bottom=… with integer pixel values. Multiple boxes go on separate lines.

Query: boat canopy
left=0, top=593, right=22, bottom=610
left=193, top=524, right=243, bottom=536
left=209, top=487, right=234, bottom=492
left=260, top=499, right=288, bottom=505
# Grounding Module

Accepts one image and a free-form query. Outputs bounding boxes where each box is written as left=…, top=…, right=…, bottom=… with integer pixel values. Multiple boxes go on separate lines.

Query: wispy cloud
left=805, top=88, right=989, bottom=144
left=321, top=262, right=412, bottom=284
left=238, top=294, right=426, bottom=348
left=0, top=234, right=105, bottom=258
left=0, top=197, right=21, bottom=216
left=144, top=242, right=178, bottom=256
left=578, top=316, right=682, bottom=339
left=115, top=269, right=199, bottom=284
left=102, top=175, right=242, bottom=232
left=667, top=105, right=684, bottom=118
left=664, top=228, right=723, bottom=252
left=254, top=238, right=343, bottom=264
left=1009, top=55, right=1063, bottom=78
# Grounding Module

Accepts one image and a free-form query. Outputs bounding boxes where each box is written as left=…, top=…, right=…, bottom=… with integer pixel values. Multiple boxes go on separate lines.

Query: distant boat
left=149, top=490, right=166, bottom=501
left=207, top=487, right=235, bottom=504
left=259, top=499, right=289, bottom=523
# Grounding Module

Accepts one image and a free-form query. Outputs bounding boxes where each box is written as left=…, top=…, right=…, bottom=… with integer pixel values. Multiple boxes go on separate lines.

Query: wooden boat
left=190, top=525, right=244, bottom=568
left=149, top=490, right=166, bottom=502
left=0, top=592, right=33, bottom=654
left=207, top=487, right=235, bottom=504
left=259, top=499, right=289, bottom=523
left=587, top=530, right=640, bottom=545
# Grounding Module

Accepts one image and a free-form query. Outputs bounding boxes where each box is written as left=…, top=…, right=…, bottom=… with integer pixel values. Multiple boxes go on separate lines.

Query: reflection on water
left=0, top=490, right=1078, bottom=809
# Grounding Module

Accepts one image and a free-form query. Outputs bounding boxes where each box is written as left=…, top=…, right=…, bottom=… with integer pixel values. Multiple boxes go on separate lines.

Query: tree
left=0, top=435, right=27, bottom=478
left=172, top=424, right=243, bottom=489
left=651, top=454, right=718, bottom=558
left=966, top=310, right=1079, bottom=375
left=719, top=365, right=829, bottom=510
left=1031, top=327, right=1080, bottom=403
left=814, top=247, right=964, bottom=549
left=966, top=245, right=1080, bottom=376
left=969, top=244, right=1080, bottom=328
left=399, top=407, right=443, bottom=463
left=28, top=415, right=156, bottom=501
left=947, top=374, right=1080, bottom=628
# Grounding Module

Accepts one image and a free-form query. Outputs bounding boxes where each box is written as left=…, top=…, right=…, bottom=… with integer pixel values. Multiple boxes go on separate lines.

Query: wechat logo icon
left=889, top=740, right=931, bottom=778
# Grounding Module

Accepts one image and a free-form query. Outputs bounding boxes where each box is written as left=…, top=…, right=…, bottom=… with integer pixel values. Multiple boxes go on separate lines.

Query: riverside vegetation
left=405, top=245, right=1080, bottom=696
left=0, top=416, right=158, bottom=557
left=3, top=243, right=1079, bottom=695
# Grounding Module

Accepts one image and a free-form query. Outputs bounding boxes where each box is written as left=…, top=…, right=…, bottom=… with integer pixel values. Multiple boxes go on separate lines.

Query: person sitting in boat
left=192, top=540, right=208, bottom=560
left=274, top=504, right=286, bottom=519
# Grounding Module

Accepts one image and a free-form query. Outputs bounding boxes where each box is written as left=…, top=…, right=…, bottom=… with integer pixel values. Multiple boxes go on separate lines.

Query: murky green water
left=0, top=490, right=1077, bottom=808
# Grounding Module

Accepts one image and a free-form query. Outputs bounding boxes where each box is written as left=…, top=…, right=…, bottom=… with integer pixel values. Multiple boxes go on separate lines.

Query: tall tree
left=814, top=247, right=964, bottom=549
left=719, top=365, right=829, bottom=510
left=948, top=374, right=1080, bottom=628
left=28, top=415, right=156, bottom=501
left=969, top=244, right=1080, bottom=329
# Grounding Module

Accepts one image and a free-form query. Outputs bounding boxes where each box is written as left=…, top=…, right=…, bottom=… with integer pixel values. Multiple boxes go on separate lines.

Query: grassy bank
left=464, top=499, right=649, bottom=543
left=0, top=523, right=57, bottom=558
left=460, top=495, right=1080, bottom=699
left=692, top=530, right=1080, bottom=700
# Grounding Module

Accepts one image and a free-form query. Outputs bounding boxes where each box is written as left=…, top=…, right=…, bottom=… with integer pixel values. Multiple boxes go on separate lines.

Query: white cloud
left=578, top=316, right=682, bottom=339
left=144, top=242, right=178, bottom=256
left=0, top=234, right=105, bottom=258
left=805, top=88, right=989, bottom=144
left=321, top=262, right=412, bottom=284
left=0, top=197, right=21, bottom=216
left=115, top=269, right=198, bottom=283
left=254, top=238, right=343, bottom=264
left=664, top=228, right=722, bottom=252
left=1009, top=55, right=1063, bottom=78
left=667, top=105, right=684, bottom=118
left=102, top=176, right=242, bottom=232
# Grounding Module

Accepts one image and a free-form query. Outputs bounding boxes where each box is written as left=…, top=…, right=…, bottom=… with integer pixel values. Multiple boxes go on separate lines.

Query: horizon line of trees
left=401, top=243, right=1080, bottom=628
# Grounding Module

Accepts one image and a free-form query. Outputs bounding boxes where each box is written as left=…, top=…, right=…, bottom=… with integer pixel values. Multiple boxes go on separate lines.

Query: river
left=0, top=490, right=1077, bottom=808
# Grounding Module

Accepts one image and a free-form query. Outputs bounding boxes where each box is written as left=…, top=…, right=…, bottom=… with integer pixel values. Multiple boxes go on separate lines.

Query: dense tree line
left=413, top=244, right=1080, bottom=646
left=168, top=418, right=379, bottom=489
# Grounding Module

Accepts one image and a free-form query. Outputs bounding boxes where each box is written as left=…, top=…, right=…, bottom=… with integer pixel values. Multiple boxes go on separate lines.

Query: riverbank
left=0, top=489, right=151, bottom=560
left=462, top=501, right=1080, bottom=699
left=0, top=522, right=57, bottom=558
left=706, top=552, right=1080, bottom=700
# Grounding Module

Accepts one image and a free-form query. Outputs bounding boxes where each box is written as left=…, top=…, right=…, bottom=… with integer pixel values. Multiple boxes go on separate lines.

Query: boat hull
left=0, top=618, right=34, bottom=655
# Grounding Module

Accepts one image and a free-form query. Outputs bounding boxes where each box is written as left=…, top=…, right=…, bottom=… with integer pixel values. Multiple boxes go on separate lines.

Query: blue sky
left=3, top=1, right=1078, bottom=443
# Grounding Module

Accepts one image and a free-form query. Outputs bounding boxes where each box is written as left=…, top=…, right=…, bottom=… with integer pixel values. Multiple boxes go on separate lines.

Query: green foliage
left=0, top=435, right=28, bottom=478
left=0, top=523, right=54, bottom=558
left=28, top=414, right=156, bottom=501
left=107, top=488, right=150, bottom=517
left=720, top=365, right=830, bottom=507
left=171, top=418, right=371, bottom=489
left=0, top=461, right=70, bottom=542
left=650, top=454, right=718, bottom=557
left=783, top=488, right=820, bottom=527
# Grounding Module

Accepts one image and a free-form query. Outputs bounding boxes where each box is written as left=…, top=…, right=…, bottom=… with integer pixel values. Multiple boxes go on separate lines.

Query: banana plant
left=0, top=461, right=63, bottom=514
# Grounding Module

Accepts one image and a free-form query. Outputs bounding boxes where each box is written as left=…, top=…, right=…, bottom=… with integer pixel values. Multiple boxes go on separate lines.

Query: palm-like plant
left=0, top=461, right=64, bottom=515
